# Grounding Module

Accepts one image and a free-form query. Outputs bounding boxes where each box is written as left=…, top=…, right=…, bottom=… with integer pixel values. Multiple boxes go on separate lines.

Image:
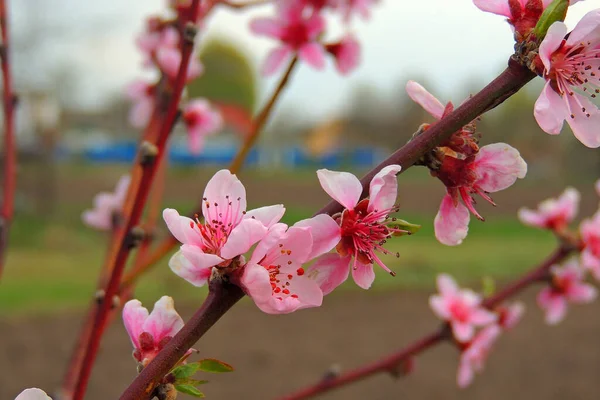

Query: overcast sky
left=8, top=0, right=598, bottom=121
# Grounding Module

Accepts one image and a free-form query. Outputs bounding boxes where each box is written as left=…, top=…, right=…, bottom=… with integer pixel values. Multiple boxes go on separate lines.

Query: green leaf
left=533, top=0, right=569, bottom=41
left=171, top=363, right=203, bottom=379
left=177, top=378, right=209, bottom=386
left=391, top=219, right=421, bottom=236
left=197, top=358, right=234, bottom=373
left=175, top=384, right=205, bottom=397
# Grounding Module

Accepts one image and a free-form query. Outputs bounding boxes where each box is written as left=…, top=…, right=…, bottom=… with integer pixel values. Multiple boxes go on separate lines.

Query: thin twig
left=0, top=0, right=17, bottom=277
left=276, top=245, right=575, bottom=400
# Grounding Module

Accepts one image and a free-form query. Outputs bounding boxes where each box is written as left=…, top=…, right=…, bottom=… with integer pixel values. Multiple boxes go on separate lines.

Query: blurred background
left=1, top=0, right=600, bottom=399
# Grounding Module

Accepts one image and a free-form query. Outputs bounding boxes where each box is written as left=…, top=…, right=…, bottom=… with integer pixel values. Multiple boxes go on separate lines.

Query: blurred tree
left=188, top=38, right=257, bottom=113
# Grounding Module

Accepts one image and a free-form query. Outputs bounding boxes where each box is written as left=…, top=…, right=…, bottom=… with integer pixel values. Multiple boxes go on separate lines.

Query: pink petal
left=220, top=218, right=268, bottom=259
left=472, top=0, right=511, bottom=17
left=180, top=244, right=223, bottom=270
left=539, top=22, right=568, bottom=71
left=82, top=209, right=111, bottom=231
left=456, top=359, right=475, bottom=388
left=351, top=262, right=376, bottom=289
left=168, top=249, right=219, bottom=287
left=308, top=253, right=351, bottom=295
left=434, top=194, right=470, bottom=246
left=298, top=42, right=326, bottom=70
left=282, top=273, right=324, bottom=311
left=332, top=35, right=361, bottom=75
left=567, top=282, right=598, bottom=303
left=581, top=250, right=600, bottom=281
left=501, top=302, right=525, bottom=330
left=240, top=262, right=274, bottom=305
left=250, top=17, right=284, bottom=38
left=156, top=47, right=181, bottom=80
left=565, top=9, right=600, bottom=48
left=294, top=214, right=342, bottom=259
left=470, top=308, right=498, bottom=326
left=534, top=81, right=568, bottom=135
left=368, top=164, right=401, bottom=213
left=262, top=46, right=292, bottom=76
left=429, top=295, right=451, bottom=319
left=14, top=389, right=52, bottom=400
left=537, top=288, right=566, bottom=325
left=517, top=208, right=547, bottom=228
left=202, top=169, right=247, bottom=228
left=249, top=223, right=288, bottom=265
left=125, top=80, right=149, bottom=100
left=453, top=321, right=475, bottom=343
left=244, top=205, right=286, bottom=228
left=437, top=273, right=459, bottom=296
left=142, top=296, right=184, bottom=342
left=473, top=143, right=527, bottom=192
left=405, top=80, right=445, bottom=120
left=162, top=208, right=201, bottom=245
left=564, top=93, right=600, bottom=148
left=305, top=14, right=326, bottom=39
left=122, top=299, right=149, bottom=349
left=129, top=97, right=153, bottom=129
left=317, top=169, right=362, bottom=210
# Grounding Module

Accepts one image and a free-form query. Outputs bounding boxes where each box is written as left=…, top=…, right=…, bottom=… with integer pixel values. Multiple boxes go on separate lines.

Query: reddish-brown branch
left=71, top=4, right=202, bottom=399
left=276, top=245, right=575, bottom=400
left=0, top=0, right=17, bottom=276
left=119, top=59, right=537, bottom=399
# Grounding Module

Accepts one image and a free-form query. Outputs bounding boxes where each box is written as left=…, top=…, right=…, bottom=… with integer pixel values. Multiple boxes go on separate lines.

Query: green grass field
left=0, top=204, right=558, bottom=316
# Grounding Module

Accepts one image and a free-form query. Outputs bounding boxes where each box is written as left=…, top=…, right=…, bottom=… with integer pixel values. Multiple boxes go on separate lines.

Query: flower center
left=192, top=195, right=244, bottom=255
left=337, top=199, right=403, bottom=275
left=266, top=260, right=305, bottom=300
left=449, top=299, right=471, bottom=323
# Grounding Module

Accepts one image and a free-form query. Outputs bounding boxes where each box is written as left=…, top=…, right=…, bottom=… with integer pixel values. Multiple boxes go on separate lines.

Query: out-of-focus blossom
left=325, top=34, right=361, bottom=75
left=250, top=0, right=326, bottom=75
left=123, top=296, right=186, bottom=366
left=533, top=10, right=600, bottom=148
left=164, top=170, right=284, bottom=287
left=537, top=260, right=597, bottom=325
left=126, top=80, right=155, bottom=128
left=580, top=212, right=600, bottom=280
left=308, top=165, right=406, bottom=291
left=241, top=224, right=324, bottom=314
left=456, top=325, right=501, bottom=388
left=406, top=81, right=527, bottom=246
left=182, top=99, right=223, bottom=154
left=430, top=274, right=497, bottom=342
left=82, top=175, right=131, bottom=231
left=337, top=0, right=379, bottom=21
left=497, top=302, right=525, bottom=330
left=155, top=27, right=203, bottom=82
left=518, top=187, right=580, bottom=231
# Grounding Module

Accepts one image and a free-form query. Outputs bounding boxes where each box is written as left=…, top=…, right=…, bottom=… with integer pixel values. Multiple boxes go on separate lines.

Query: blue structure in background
left=76, top=141, right=382, bottom=169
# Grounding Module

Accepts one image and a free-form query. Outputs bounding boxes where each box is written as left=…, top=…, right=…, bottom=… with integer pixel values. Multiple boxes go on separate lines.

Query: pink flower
left=537, top=260, right=597, bottom=325
left=456, top=325, right=501, bottom=388
left=533, top=10, right=600, bottom=148
left=250, top=0, right=326, bottom=75
left=126, top=80, right=155, bottom=128
left=430, top=274, right=497, bottom=342
left=497, top=302, right=525, bottom=330
left=580, top=212, right=600, bottom=280
left=308, top=165, right=406, bottom=291
left=155, top=27, right=203, bottom=82
left=82, top=175, right=131, bottom=231
left=406, top=81, right=527, bottom=246
left=596, top=179, right=600, bottom=196
left=518, top=187, right=580, bottom=231
left=336, top=0, right=379, bottom=21
left=122, top=296, right=186, bottom=366
left=433, top=144, right=527, bottom=246
left=240, top=223, right=325, bottom=314
left=182, top=99, right=223, bottom=154
left=325, top=35, right=361, bottom=75
left=163, top=169, right=285, bottom=287
left=14, top=389, right=51, bottom=400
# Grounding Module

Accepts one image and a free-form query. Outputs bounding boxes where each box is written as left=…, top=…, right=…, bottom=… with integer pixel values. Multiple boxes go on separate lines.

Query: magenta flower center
left=449, top=299, right=471, bottom=323
left=193, top=195, right=244, bottom=254
left=549, top=42, right=600, bottom=117
left=281, top=22, right=312, bottom=49
left=266, top=258, right=305, bottom=300
left=337, top=199, right=402, bottom=275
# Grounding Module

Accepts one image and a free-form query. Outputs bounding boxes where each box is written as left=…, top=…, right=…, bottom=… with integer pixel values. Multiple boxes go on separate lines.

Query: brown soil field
left=2, top=287, right=599, bottom=400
